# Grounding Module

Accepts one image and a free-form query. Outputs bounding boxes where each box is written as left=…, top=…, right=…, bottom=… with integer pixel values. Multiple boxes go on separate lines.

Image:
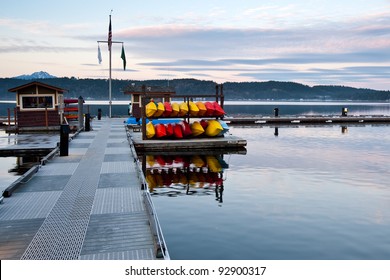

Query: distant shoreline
left=1, top=100, right=389, bottom=105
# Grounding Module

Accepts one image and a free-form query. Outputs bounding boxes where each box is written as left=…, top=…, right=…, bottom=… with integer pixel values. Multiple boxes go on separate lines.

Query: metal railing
left=127, top=129, right=170, bottom=260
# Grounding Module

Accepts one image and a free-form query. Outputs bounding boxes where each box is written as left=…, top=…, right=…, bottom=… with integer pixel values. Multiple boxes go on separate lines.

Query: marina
left=1, top=101, right=390, bottom=260
left=0, top=118, right=168, bottom=260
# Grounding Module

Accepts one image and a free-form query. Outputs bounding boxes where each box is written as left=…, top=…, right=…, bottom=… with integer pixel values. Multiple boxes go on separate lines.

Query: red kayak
left=204, top=101, right=215, bottom=116
left=212, top=101, right=225, bottom=116
left=173, top=123, right=183, bottom=139
left=154, top=123, right=167, bottom=138
left=180, top=121, right=192, bottom=137
left=165, top=123, right=174, bottom=137
left=163, top=102, right=173, bottom=117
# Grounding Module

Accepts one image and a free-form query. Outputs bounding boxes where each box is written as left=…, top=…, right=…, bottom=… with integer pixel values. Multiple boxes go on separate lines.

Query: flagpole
left=97, top=13, right=125, bottom=118
left=108, top=14, right=112, bottom=118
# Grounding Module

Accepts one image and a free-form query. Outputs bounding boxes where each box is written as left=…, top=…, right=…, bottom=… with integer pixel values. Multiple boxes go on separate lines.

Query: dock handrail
left=127, top=129, right=170, bottom=260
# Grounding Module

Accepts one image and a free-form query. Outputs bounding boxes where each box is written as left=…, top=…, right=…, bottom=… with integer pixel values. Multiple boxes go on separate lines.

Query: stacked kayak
left=145, top=119, right=229, bottom=139
left=146, top=100, right=225, bottom=118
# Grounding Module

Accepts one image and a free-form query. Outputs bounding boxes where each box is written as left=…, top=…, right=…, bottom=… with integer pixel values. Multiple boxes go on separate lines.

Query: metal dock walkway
left=0, top=118, right=167, bottom=260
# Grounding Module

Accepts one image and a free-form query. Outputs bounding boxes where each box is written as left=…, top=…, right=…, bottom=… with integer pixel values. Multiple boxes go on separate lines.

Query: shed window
left=21, top=95, right=54, bottom=110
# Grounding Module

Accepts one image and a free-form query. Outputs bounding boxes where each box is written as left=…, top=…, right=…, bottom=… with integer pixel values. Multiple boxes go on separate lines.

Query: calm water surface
left=147, top=124, right=390, bottom=260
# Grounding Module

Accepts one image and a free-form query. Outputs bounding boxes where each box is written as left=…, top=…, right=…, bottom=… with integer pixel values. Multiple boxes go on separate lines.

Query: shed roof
left=8, top=81, right=67, bottom=93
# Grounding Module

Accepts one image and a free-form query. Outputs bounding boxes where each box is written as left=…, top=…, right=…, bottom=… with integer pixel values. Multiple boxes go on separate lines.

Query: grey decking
left=0, top=118, right=157, bottom=260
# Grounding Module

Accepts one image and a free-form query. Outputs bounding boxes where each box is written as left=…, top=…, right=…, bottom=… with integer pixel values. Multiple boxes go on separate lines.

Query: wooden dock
left=0, top=118, right=168, bottom=260
left=224, top=115, right=390, bottom=125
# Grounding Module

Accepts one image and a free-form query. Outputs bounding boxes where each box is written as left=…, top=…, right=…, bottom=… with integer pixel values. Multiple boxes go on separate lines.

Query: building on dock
left=7, top=81, right=67, bottom=131
left=123, top=84, right=176, bottom=119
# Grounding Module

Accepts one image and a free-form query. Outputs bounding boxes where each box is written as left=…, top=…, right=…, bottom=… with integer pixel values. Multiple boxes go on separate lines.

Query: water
left=1, top=101, right=390, bottom=259
left=143, top=125, right=390, bottom=260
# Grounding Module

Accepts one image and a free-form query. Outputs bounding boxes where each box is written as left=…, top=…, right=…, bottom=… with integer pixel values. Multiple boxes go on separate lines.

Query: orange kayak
left=196, top=101, right=207, bottom=116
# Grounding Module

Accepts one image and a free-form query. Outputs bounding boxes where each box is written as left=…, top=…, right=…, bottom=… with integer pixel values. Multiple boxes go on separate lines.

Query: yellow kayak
left=146, top=170, right=157, bottom=191
left=206, top=156, right=222, bottom=172
left=146, top=122, right=155, bottom=138
left=153, top=102, right=165, bottom=117
left=191, top=121, right=205, bottom=137
left=178, top=102, right=189, bottom=116
left=191, top=155, right=205, bottom=167
left=146, top=155, right=155, bottom=167
left=171, top=102, right=180, bottom=117
left=188, top=101, right=200, bottom=117
left=205, top=119, right=223, bottom=137
left=146, top=101, right=157, bottom=117
left=196, top=101, right=207, bottom=116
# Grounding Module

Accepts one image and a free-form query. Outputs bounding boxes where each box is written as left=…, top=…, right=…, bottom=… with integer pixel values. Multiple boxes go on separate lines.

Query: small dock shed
left=8, top=81, right=66, bottom=128
left=123, top=84, right=176, bottom=119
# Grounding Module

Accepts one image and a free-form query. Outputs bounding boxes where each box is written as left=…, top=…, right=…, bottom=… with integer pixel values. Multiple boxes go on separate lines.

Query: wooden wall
left=17, top=108, right=60, bottom=127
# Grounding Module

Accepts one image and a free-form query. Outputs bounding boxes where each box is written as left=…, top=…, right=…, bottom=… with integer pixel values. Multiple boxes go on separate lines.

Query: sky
left=1, top=0, right=390, bottom=90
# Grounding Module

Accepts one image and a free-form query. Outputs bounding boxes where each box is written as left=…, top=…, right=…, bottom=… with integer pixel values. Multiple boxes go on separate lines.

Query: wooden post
left=141, top=85, right=146, bottom=140
left=14, top=107, right=17, bottom=127
left=7, top=108, right=10, bottom=127
left=45, top=106, right=49, bottom=128
left=78, top=96, right=84, bottom=130
left=220, top=84, right=224, bottom=109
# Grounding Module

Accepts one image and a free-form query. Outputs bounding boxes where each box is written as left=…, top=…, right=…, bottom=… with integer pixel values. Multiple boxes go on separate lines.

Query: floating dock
left=128, top=128, right=247, bottom=152
left=225, top=115, right=390, bottom=125
left=0, top=133, right=59, bottom=157
left=0, top=118, right=168, bottom=260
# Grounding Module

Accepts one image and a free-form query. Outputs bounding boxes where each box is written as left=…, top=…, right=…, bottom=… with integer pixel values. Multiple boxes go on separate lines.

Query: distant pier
left=225, top=115, right=390, bottom=125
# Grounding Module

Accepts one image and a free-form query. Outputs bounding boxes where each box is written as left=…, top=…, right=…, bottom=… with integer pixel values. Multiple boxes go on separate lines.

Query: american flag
left=108, top=16, right=112, bottom=51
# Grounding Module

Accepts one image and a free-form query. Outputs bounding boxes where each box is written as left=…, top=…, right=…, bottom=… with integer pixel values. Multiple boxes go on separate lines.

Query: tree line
left=1, top=77, right=389, bottom=101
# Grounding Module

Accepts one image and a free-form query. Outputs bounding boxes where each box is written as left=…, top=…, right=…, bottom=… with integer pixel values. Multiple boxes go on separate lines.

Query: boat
left=163, top=102, right=173, bottom=117
left=190, top=121, right=205, bottom=137
left=217, top=120, right=229, bottom=136
left=204, top=101, right=215, bottom=116
left=165, top=123, right=174, bottom=137
left=171, top=102, right=180, bottom=117
left=188, top=101, right=199, bottom=117
left=178, top=102, right=189, bottom=116
left=180, top=120, right=192, bottom=137
left=173, top=123, right=183, bottom=138
left=146, top=101, right=157, bottom=117
left=213, top=101, right=225, bottom=116
left=154, top=123, right=167, bottom=138
left=205, top=120, right=223, bottom=137
left=154, top=102, right=165, bottom=117
left=146, top=122, right=155, bottom=138
left=196, top=101, right=207, bottom=116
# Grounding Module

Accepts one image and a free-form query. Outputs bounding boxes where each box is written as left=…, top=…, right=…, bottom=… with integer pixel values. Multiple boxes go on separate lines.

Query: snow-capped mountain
left=14, top=71, right=57, bottom=80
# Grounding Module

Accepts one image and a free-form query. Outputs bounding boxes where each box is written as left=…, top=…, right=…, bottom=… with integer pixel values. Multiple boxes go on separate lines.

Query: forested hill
left=1, top=77, right=389, bottom=101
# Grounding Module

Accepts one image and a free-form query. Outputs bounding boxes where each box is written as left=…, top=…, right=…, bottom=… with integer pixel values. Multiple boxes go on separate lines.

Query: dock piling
left=60, top=124, right=70, bottom=156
